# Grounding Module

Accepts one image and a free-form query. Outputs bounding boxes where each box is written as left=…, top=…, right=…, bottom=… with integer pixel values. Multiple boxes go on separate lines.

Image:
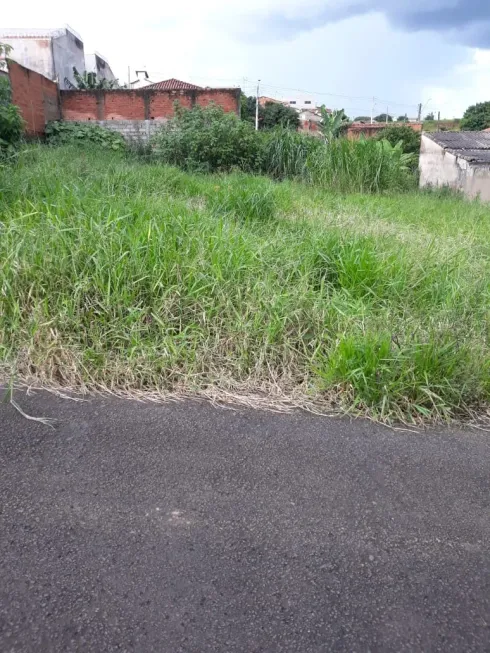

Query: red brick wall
left=8, top=60, right=60, bottom=135
left=61, top=88, right=240, bottom=121
left=347, top=122, right=422, bottom=140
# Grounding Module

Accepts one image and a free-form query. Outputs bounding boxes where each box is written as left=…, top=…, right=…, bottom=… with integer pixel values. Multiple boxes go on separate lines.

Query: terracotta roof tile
left=144, top=78, right=203, bottom=91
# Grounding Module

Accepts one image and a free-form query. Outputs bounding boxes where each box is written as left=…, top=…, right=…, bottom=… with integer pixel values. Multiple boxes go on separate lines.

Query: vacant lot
left=1, top=146, right=489, bottom=421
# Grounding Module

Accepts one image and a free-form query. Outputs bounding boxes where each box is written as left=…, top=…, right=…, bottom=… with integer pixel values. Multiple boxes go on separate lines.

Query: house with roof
left=419, top=132, right=490, bottom=202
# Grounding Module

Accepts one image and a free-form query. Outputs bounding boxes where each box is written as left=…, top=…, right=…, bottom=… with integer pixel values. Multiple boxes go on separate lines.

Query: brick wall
left=7, top=59, right=60, bottom=135
left=347, top=122, right=422, bottom=140
left=60, top=87, right=240, bottom=122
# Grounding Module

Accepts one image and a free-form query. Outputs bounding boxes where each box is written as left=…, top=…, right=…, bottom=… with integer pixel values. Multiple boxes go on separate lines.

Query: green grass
left=1, top=145, right=489, bottom=422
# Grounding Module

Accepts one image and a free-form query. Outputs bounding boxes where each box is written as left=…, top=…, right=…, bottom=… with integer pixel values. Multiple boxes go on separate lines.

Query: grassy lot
left=1, top=145, right=489, bottom=422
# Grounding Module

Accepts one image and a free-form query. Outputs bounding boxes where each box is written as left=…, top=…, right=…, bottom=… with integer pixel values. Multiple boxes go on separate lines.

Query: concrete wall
left=96, top=120, right=164, bottom=143
left=85, top=53, right=116, bottom=82
left=61, top=87, right=241, bottom=121
left=8, top=59, right=60, bottom=135
left=419, top=134, right=490, bottom=202
left=0, top=34, right=55, bottom=80
left=52, top=29, right=85, bottom=89
left=0, top=28, right=85, bottom=89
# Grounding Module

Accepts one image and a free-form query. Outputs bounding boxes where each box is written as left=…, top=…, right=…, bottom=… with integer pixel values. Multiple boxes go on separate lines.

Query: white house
left=419, top=132, right=490, bottom=202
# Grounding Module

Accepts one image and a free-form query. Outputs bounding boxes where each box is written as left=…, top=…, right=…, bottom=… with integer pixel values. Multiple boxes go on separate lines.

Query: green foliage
left=259, top=126, right=322, bottom=179
left=307, top=137, right=415, bottom=193
left=424, top=112, right=435, bottom=121
left=354, top=116, right=371, bottom=122
left=0, top=104, right=23, bottom=151
left=397, top=114, right=408, bottom=122
left=261, top=102, right=299, bottom=129
left=0, top=77, right=12, bottom=106
left=0, top=42, right=12, bottom=70
left=460, top=101, right=490, bottom=131
left=68, top=67, right=121, bottom=90
left=45, top=121, right=126, bottom=150
left=374, top=113, right=393, bottom=123
left=241, top=95, right=299, bottom=129
left=1, top=145, right=489, bottom=422
left=152, top=103, right=260, bottom=172
left=374, top=124, right=421, bottom=155
left=319, top=107, right=349, bottom=142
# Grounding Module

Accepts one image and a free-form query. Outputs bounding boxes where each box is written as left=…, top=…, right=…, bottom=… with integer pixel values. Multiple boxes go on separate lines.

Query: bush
left=374, top=124, right=421, bottom=154
left=45, top=121, right=126, bottom=151
left=460, top=102, right=490, bottom=131
left=152, top=103, right=260, bottom=172
left=0, top=104, right=23, bottom=151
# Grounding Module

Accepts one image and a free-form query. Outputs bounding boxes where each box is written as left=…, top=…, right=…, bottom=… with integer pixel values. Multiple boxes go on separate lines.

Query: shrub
left=374, top=124, right=421, bottom=155
left=460, top=101, right=490, bottom=131
left=0, top=104, right=23, bottom=151
left=152, top=103, right=260, bottom=172
left=206, top=174, right=278, bottom=222
left=45, top=121, right=126, bottom=151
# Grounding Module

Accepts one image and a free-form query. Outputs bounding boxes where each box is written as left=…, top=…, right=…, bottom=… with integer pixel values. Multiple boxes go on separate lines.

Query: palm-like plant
left=66, top=67, right=121, bottom=90
left=319, top=106, right=349, bottom=143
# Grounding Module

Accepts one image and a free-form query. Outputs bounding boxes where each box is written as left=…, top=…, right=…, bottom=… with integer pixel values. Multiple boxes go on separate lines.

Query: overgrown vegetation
left=0, top=44, right=23, bottom=154
left=460, top=101, right=490, bottom=131
left=65, top=66, right=121, bottom=90
left=240, top=95, right=300, bottom=129
left=151, top=104, right=416, bottom=192
left=45, top=120, right=126, bottom=150
left=374, top=124, right=421, bottom=154
left=1, top=145, right=489, bottom=423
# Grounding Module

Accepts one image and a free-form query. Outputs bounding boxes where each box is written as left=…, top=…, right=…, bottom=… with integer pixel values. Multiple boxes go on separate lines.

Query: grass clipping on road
left=1, top=146, right=489, bottom=423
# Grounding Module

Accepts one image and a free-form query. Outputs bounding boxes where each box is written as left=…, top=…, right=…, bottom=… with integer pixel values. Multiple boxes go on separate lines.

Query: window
left=289, top=100, right=296, bottom=105
left=305, top=100, right=312, bottom=105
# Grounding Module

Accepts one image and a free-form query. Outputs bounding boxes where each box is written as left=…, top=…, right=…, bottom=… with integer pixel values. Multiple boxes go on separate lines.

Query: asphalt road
left=1, top=391, right=490, bottom=652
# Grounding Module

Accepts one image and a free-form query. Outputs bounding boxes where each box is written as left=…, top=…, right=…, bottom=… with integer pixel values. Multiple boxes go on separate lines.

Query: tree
left=424, top=112, right=435, bottom=121
left=0, top=41, right=12, bottom=70
left=374, top=124, right=421, bottom=155
left=319, top=106, right=349, bottom=142
left=374, top=113, right=393, bottom=123
left=354, top=116, right=371, bottom=122
left=0, top=41, right=23, bottom=151
left=240, top=96, right=299, bottom=129
left=67, top=67, right=121, bottom=90
left=397, top=114, right=408, bottom=122
left=460, top=101, right=490, bottom=131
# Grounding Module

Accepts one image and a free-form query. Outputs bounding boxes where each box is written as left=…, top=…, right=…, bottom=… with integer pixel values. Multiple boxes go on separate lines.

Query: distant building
left=85, top=52, right=116, bottom=83
left=298, top=108, right=323, bottom=135
left=258, top=96, right=283, bottom=107
left=285, top=96, right=316, bottom=110
left=129, top=70, right=154, bottom=89
left=0, top=26, right=113, bottom=89
left=420, top=131, right=490, bottom=202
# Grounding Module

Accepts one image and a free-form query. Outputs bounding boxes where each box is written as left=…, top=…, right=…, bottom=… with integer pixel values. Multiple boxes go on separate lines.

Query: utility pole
left=255, top=79, right=260, bottom=131
left=386, top=106, right=389, bottom=125
left=128, top=66, right=131, bottom=88
left=371, top=96, right=375, bottom=124
left=417, top=102, right=422, bottom=122
left=437, top=110, right=440, bottom=129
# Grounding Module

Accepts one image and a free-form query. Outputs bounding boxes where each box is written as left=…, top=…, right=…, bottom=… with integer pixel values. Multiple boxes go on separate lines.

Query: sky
left=3, top=0, right=490, bottom=118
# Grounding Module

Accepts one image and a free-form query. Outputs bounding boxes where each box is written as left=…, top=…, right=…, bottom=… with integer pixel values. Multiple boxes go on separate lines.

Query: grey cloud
left=255, top=1, right=490, bottom=47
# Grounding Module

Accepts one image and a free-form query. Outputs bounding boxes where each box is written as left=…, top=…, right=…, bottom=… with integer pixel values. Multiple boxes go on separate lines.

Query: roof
left=144, top=78, right=203, bottom=91
left=425, top=131, right=490, bottom=164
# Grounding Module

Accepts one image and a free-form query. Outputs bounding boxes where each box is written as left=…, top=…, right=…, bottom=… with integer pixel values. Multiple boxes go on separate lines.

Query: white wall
left=52, top=30, right=85, bottom=89
left=0, top=35, right=55, bottom=80
left=419, top=134, right=490, bottom=202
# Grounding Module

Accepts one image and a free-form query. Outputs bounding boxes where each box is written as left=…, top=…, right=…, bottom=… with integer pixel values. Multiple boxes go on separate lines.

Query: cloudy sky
left=3, top=0, right=490, bottom=117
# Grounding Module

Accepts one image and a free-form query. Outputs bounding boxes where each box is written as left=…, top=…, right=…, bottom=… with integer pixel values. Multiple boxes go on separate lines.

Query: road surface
left=1, top=391, right=489, bottom=652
